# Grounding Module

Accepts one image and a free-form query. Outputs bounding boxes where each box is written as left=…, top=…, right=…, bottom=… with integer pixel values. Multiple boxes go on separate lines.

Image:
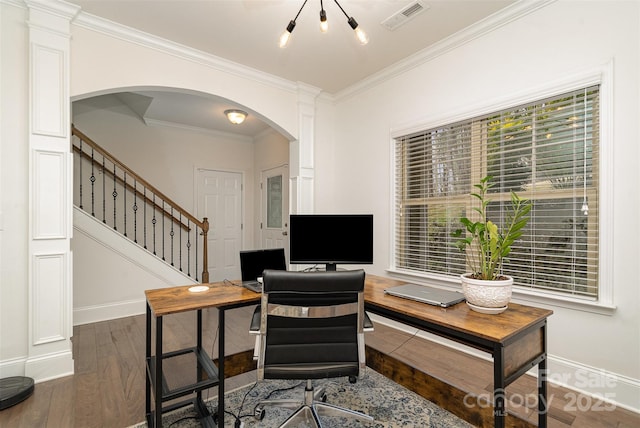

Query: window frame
left=388, top=64, right=614, bottom=314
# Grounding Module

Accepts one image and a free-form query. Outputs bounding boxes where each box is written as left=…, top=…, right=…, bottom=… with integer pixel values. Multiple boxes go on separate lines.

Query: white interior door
left=197, top=169, right=242, bottom=282
left=261, top=165, right=289, bottom=261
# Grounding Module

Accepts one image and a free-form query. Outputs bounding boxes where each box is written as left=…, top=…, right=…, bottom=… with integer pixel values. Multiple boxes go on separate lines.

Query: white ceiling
left=70, top=0, right=516, bottom=137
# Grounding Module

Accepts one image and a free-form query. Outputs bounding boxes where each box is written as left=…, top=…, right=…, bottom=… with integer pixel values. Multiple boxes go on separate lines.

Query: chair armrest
left=364, top=312, right=374, bottom=332
left=249, top=305, right=261, bottom=334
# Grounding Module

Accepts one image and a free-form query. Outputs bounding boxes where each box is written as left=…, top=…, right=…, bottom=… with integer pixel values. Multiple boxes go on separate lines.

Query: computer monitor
left=289, top=214, right=373, bottom=271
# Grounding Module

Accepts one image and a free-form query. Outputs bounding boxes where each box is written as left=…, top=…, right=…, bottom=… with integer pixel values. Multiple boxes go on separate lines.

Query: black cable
left=168, top=415, right=198, bottom=427
left=203, top=322, right=219, bottom=405
left=388, top=329, right=419, bottom=355
left=223, top=278, right=242, bottom=287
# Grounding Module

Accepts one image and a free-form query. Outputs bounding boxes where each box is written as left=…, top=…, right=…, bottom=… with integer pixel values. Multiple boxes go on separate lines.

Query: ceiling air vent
left=381, top=1, right=429, bottom=31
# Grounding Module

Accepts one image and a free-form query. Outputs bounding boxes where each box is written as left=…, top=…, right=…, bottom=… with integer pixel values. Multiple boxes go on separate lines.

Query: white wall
left=322, top=1, right=639, bottom=410
left=72, top=96, right=289, bottom=318
left=72, top=208, right=195, bottom=325
left=0, top=2, right=30, bottom=369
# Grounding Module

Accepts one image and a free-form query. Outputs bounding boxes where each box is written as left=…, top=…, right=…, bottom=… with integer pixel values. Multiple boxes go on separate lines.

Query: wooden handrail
left=72, top=145, right=192, bottom=233
left=72, top=125, right=209, bottom=282
left=72, top=125, right=204, bottom=230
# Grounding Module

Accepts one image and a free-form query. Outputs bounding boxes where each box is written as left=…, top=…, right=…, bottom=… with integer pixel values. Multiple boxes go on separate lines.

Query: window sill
left=385, top=268, right=617, bottom=316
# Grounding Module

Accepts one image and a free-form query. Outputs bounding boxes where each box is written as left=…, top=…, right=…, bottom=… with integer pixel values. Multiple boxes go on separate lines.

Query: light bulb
left=279, top=20, right=296, bottom=48
left=320, top=9, right=328, bottom=33
left=355, top=27, right=369, bottom=45
left=347, top=17, right=369, bottom=45
left=279, top=31, right=291, bottom=48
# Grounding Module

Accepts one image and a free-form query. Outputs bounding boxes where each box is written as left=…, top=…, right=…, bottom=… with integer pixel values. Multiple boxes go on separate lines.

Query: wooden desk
left=364, top=275, right=553, bottom=428
left=144, top=282, right=259, bottom=428
left=145, top=275, right=552, bottom=428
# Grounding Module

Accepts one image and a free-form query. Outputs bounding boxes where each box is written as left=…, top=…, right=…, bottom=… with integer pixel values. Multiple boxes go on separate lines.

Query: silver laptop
left=384, top=283, right=465, bottom=308
left=239, top=248, right=286, bottom=293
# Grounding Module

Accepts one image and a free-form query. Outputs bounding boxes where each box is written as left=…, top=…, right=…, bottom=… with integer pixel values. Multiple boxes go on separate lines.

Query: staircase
left=71, top=125, right=210, bottom=284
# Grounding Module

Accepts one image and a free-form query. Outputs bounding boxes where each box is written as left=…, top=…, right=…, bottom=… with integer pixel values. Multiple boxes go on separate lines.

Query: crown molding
left=334, top=0, right=556, bottom=102
left=71, top=9, right=299, bottom=95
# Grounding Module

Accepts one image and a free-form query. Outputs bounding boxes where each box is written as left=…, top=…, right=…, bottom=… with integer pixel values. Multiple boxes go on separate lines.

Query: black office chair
left=249, top=269, right=374, bottom=427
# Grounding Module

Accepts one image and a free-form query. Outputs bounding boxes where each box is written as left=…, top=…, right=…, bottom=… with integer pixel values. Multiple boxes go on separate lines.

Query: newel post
left=201, top=217, right=210, bottom=283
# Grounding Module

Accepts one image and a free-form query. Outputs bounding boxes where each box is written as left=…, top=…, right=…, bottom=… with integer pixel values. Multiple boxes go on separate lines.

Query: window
left=394, top=86, right=599, bottom=299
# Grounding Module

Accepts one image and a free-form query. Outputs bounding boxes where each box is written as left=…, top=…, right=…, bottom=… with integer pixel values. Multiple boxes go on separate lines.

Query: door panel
left=197, top=170, right=242, bottom=282
left=261, top=165, right=289, bottom=262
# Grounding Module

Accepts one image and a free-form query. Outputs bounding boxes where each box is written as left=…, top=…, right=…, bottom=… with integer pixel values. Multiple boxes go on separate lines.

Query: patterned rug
left=133, top=369, right=473, bottom=427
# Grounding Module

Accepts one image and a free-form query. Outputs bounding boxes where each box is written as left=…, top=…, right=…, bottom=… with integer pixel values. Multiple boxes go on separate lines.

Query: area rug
left=133, top=369, right=473, bottom=427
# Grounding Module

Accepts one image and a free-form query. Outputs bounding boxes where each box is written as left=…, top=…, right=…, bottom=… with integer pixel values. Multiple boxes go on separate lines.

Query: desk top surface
left=145, top=274, right=552, bottom=344
left=145, top=281, right=259, bottom=316
left=365, top=275, right=553, bottom=344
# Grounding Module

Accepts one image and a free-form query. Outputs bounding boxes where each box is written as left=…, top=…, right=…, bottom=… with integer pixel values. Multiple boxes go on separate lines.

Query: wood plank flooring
left=0, top=306, right=638, bottom=427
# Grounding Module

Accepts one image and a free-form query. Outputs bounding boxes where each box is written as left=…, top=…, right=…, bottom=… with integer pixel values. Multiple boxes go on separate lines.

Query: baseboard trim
left=547, top=355, right=640, bottom=414
left=73, top=298, right=146, bottom=326
left=24, top=350, right=74, bottom=383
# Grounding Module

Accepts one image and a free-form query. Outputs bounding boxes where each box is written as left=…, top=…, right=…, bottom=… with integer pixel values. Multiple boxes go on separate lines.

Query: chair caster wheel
left=349, top=376, right=357, bottom=384
left=254, top=405, right=266, bottom=420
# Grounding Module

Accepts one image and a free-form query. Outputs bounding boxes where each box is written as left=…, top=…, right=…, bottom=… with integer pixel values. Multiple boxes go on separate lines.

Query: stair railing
left=71, top=125, right=210, bottom=283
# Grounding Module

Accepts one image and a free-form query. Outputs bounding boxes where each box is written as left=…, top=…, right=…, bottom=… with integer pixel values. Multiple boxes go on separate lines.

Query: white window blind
left=394, top=86, right=599, bottom=298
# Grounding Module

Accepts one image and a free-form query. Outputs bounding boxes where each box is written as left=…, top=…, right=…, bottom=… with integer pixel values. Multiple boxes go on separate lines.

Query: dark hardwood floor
left=0, top=306, right=638, bottom=427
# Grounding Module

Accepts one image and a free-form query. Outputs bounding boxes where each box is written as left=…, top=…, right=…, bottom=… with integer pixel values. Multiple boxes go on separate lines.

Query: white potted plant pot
left=460, top=273, right=513, bottom=314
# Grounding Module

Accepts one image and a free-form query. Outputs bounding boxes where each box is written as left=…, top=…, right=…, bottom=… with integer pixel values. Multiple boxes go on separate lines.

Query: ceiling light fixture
left=224, top=109, right=247, bottom=125
left=279, top=0, right=368, bottom=48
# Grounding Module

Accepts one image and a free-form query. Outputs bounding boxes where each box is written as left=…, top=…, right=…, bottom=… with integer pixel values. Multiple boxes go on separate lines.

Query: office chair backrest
left=258, top=269, right=366, bottom=381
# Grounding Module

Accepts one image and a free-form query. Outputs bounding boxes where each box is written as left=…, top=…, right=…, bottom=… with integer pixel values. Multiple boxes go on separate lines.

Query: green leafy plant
left=453, top=176, right=531, bottom=280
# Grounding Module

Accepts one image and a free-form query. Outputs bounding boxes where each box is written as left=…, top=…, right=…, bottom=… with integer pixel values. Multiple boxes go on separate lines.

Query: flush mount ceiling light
left=224, top=109, right=247, bottom=125
left=279, top=0, right=369, bottom=48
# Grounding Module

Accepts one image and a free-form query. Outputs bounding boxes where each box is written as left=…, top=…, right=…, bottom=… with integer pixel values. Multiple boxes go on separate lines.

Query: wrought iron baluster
left=112, top=162, right=117, bottom=230
left=162, top=201, right=165, bottom=261
left=186, top=219, right=191, bottom=277
left=78, top=138, right=83, bottom=210
left=195, top=225, right=199, bottom=282
left=90, top=148, right=95, bottom=216
left=123, top=171, right=127, bottom=236
left=152, top=194, right=157, bottom=255
left=143, top=188, right=147, bottom=249
left=170, top=207, right=175, bottom=267
left=102, top=157, right=106, bottom=223
left=179, top=213, right=183, bottom=272
left=133, top=179, right=138, bottom=243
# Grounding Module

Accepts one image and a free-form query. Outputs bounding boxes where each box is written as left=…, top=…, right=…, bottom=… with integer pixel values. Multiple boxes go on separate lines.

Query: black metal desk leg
left=493, top=346, right=506, bottom=428
left=218, top=308, right=225, bottom=427
left=155, top=315, right=163, bottom=428
left=145, top=303, right=151, bottom=424
left=538, top=322, right=549, bottom=428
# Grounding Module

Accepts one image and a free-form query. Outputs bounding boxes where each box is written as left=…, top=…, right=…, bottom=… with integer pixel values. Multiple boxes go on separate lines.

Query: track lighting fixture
left=279, top=0, right=369, bottom=48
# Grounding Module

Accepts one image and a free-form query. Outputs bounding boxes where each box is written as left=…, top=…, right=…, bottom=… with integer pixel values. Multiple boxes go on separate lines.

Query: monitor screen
left=289, top=214, right=373, bottom=270
left=239, top=248, right=286, bottom=281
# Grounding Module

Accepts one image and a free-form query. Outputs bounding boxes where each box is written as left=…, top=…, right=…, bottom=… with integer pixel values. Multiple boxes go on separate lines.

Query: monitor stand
left=325, top=263, right=337, bottom=271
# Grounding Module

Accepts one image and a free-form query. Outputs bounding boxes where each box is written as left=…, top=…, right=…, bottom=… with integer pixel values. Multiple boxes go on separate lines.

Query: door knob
left=282, top=231, right=288, bottom=236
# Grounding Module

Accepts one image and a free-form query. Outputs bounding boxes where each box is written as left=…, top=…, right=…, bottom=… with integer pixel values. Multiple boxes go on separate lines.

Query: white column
left=24, top=0, right=79, bottom=381
left=289, top=83, right=321, bottom=214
